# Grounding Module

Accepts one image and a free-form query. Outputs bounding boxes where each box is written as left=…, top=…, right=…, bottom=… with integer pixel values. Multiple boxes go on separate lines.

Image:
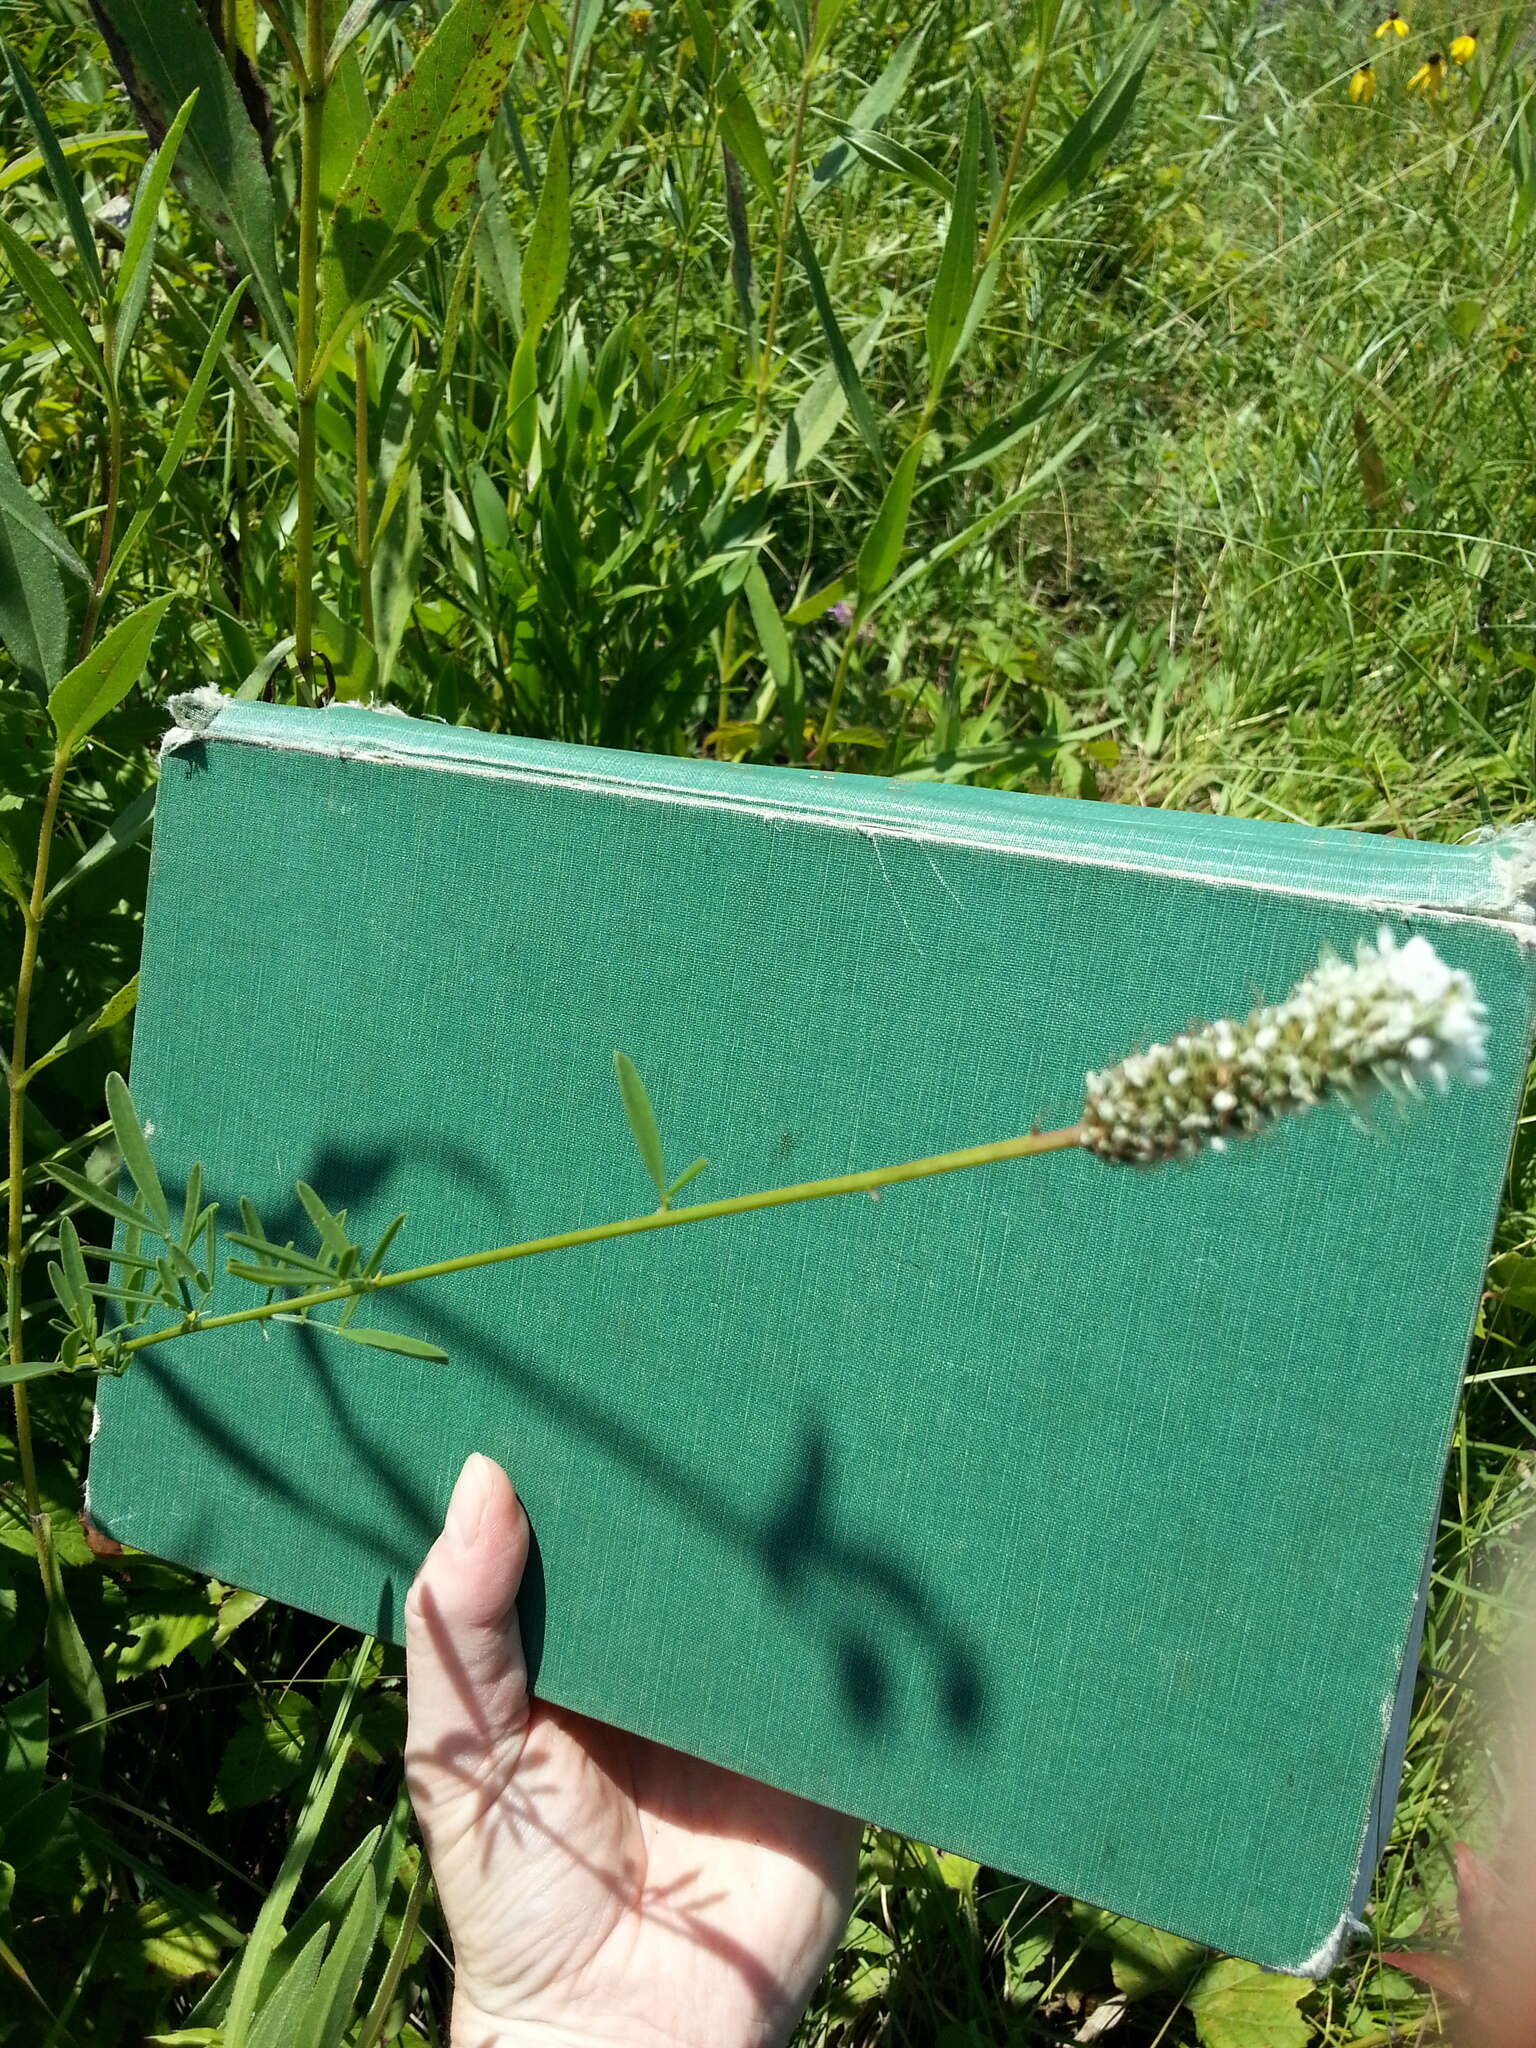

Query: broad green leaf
left=792, top=211, right=882, bottom=469
left=316, top=0, right=533, bottom=380
left=0, top=423, right=72, bottom=699
left=0, top=837, right=26, bottom=912
left=106, top=1068, right=170, bottom=1231
left=210, top=1695, right=317, bottom=1814
left=111, top=1894, right=228, bottom=1980
left=328, top=1323, right=447, bottom=1362
left=926, top=88, right=983, bottom=396
left=1489, top=1249, right=1536, bottom=1310
left=317, top=12, right=370, bottom=217
left=0, top=218, right=109, bottom=398
left=116, top=1588, right=218, bottom=1675
left=22, top=974, right=138, bottom=1085
left=48, top=595, right=173, bottom=759
left=810, top=26, right=927, bottom=194
left=1002, top=11, right=1163, bottom=238
left=105, top=284, right=243, bottom=592
left=1072, top=1904, right=1206, bottom=2000
left=111, top=90, right=199, bottom=378
left=0, top=36, right=105, bottom=301
left=372, top=466, right=421, bottom=687
left=941, top=341, right=1114, bottom=476
left=88, top=0, right=290, bottom=352
left=856, top=434, right=924, bottom=600
left=613, top=1050, right=668, bottom=1203
left=0, top=1684, right=46, bottom=1827
left=521, top=116, right=570, bottom=342
left=1188, top=1958, right=1309, bottom=2048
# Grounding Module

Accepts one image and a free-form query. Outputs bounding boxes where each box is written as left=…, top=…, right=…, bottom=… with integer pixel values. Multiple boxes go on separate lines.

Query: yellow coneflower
left=1449, top=27, right=1478, bottom=61
left=1374, top=7, right=1409, bottom=35
left=1408, top=49, right=1447, bottom=93
left=1348, top=61, right=1378, bottom=102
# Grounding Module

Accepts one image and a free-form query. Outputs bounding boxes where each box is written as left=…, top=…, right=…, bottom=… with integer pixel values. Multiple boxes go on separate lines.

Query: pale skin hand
left=405, top=1454, right=862, bottom=2048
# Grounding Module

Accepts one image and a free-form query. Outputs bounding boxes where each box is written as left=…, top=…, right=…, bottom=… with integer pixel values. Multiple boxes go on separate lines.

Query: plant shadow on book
left=135, top=1135, right=988, bottom=1742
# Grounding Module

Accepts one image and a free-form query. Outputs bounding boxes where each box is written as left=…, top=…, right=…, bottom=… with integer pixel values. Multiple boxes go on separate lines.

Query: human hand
left=405, top=1454, right=862, bottom=2048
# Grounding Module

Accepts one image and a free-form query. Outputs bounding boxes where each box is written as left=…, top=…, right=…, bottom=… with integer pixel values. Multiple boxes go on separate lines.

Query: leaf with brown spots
left=314, top=0, right=533, bottom=382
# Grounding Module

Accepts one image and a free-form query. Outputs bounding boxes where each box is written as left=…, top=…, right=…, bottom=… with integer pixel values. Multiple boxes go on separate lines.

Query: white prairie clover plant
left=1080, top=929, right=1489, bottom=1167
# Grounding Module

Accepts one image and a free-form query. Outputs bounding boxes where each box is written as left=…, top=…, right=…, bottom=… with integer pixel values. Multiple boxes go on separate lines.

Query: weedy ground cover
left=2, top=0, right=1536, bottom=2039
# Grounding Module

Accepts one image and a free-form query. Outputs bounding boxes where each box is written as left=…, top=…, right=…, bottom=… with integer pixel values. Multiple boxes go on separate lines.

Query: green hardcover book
left=88, top=699, right=1536, bottom=1974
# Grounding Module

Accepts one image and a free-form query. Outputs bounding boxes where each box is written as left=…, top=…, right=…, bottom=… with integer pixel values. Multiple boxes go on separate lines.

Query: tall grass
left=2, top=0, right=1536, bottom=2040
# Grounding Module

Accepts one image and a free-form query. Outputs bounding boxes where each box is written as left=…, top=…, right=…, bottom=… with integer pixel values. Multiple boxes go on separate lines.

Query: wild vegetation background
left=3, top=0, right=1536, bottom=2039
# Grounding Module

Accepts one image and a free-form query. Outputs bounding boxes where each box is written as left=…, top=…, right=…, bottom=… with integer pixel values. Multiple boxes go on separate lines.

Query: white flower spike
left=1081, top=928, right=1488, bottom=1167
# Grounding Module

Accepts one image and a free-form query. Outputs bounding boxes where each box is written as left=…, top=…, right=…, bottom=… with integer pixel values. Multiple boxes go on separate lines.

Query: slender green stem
left=750, top=8, right=819, bottom=441
left=120, top=1123, right=1085, bottom=1359
left=7, top=752, right=69, bottom=1586
left=980, top=0, right=1064, bottom=264
left=811, top=605, right=861, bottom=764
left=293, top=0, right=327, bottom=687
left=353, top=329, right=374, bottom=647
left=76, top=396, right=123, bottom=662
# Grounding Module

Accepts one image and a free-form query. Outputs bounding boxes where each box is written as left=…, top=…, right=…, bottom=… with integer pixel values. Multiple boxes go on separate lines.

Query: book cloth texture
left=89, top=701, right=1536, bottom=1971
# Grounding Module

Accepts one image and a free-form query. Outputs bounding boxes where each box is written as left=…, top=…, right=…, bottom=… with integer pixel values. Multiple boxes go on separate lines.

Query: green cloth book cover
left=88, top=700, right=1536, bottom=1974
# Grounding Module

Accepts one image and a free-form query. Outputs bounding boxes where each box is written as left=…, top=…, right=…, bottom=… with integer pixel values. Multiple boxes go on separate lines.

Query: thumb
left=405, top=1453, right=532, bottom=1828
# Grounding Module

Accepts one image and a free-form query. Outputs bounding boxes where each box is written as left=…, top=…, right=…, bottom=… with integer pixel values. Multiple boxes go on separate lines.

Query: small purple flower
left=826, top=600, right=855, bottom=627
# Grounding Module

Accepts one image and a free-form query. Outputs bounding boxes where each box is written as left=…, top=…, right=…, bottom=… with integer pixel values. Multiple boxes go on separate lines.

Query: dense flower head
left=1080, top=929, right=1488, bottom=1167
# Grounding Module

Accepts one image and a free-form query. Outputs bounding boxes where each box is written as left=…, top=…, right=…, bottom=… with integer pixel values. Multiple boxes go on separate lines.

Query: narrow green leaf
left=42, top=1535, right=106, bottom=1779
left=326, top=0, right=386, bottom=76
left=856, top=434, right=924, bottom=600
left=666, top=1157, right=709, bottom=1199
left=717, top=67, right=775, bottom=203
left=326, top=1325, right=448, bottom=1363
left=111, top=89, right=198, bottom=378
left=22, top=975, right=138, bottom=1085
left=43, top=784, right=155, bottom=908
left=0, top=36, right=105, bottom=301
left=244, top=1925, right=328, bottom=2048
left=316, top=0, right=534, bottom=380
left=1002, top=11, right=1163, bottom=238
left=791, top=211, right=882, bottom=469
left=821, top=122, right=953, bottom=202
left=106, top=1069, right=170, bottom=1231
left=613, top=1050, right=668, bottom=1203
left=57, top=1217, right=98, bottom=1345
left=104, top=284, right=243, bottom=592
left=0, top=424, right=71, bottom=700
left=940, top=341, right=1114, bottom=476
left=0, top=1361, right=62, bottom=1387
left=926, top=88, right=983, bottom=396
left=375, top=222, right=477, bottom=544
left=47, top=595, right=173, bottom=758
left=744, top=564, right=792, bottom=692
left=809, top=25, right=927, bottom=193
left=46, top=1160, right=160, bottom=1236
left=0, top=217, right=110, bottom=398
left=520, top=116, right=570, bottom=343
left=87, top=0, right=290, bottom=353
left=764, top=303, right=888, bottom=487
left=0, top=126, right=148, bottom=196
